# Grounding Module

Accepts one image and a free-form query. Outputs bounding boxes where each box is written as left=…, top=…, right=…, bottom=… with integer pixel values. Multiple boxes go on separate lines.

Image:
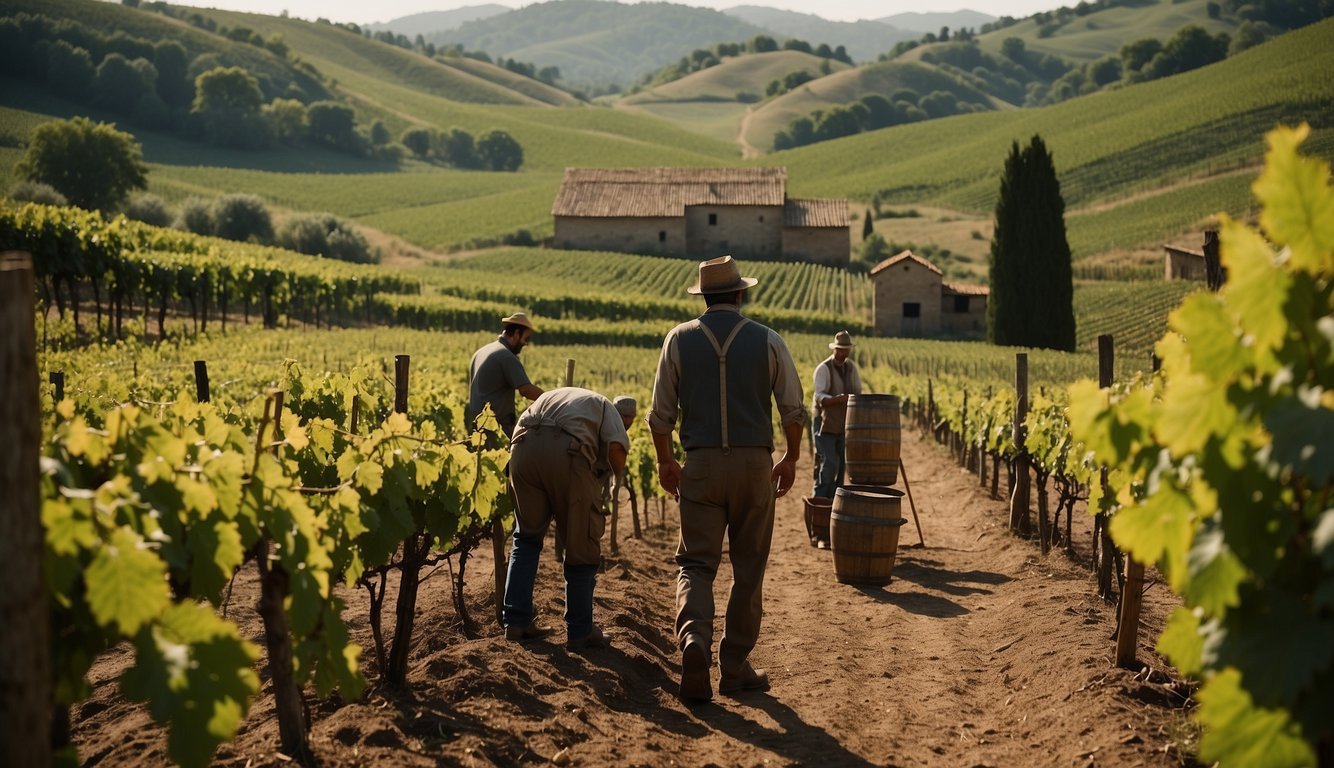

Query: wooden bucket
left=803, top=497, right=832, bottom=548
left=830, top=485, right=906, bottom=586
left=844, top=394, right=901, bottom=486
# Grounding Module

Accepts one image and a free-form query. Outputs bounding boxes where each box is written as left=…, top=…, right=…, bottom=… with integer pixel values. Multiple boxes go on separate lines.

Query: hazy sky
left=160, top=1, right=1060, bottom=25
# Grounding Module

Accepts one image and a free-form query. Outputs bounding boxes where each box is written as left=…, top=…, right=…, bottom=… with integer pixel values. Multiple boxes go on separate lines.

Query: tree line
left=0, top=10, right=525, bottom=168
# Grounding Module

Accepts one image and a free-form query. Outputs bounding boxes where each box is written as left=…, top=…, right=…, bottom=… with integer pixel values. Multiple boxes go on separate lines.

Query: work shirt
left=647, top=304, right=805, bottom=451
left=812, top=356, right=862, bottom=435
left=468, top=337, right=532, bottom=437
left=513, top=387, right=630, bottom=474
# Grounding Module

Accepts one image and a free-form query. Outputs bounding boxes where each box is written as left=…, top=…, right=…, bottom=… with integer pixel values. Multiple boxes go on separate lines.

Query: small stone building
left=870, top=250, right=989, bottom=338
left=1164, top=244, right=1207, bottom=280
left=551, top=167, right=849, bottom=265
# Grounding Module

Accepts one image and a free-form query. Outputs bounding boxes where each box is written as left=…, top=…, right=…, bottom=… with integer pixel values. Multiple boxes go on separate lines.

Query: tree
left=263, top=98, right=307, bottom=143
left=748, top=35, right=778, bottom=53
left=476, top=130, right=523, bottom=171
left=438, top=128, right=476, bottom=168
left=401, top=126, right=434, bottom=158
left=46, top=41, right=95, bottom=102
left=987, top=134, right=1075, bottom=350
left=192, top=67, right=268, bottom=148
left=152, top=40, right=192, bottom=108
left=93, top=53, right=156, bottom=112
left=15, top=117, right=146, bottom=211
left=862, top=209, right=874, bottom=240
left=306, top=101, right=360, bottom=152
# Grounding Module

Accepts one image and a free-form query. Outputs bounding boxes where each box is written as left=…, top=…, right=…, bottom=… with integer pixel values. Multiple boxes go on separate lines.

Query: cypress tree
left=987, top=134, right=1076, bottom=350
left=862, top=208, right=874, bottom=240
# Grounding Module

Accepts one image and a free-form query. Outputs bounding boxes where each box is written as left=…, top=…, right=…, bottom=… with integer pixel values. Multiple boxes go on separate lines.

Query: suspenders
left=695, top=317, right=751, bottom=451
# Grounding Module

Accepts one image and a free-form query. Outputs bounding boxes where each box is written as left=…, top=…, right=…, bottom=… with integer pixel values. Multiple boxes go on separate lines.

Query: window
left=658, top=230, right=667, bottom=242
left=953, top=295, right=970, bottom=313
left=708, top=213, right=717, bottom=226
left=903, top=302, right=921, bottom=318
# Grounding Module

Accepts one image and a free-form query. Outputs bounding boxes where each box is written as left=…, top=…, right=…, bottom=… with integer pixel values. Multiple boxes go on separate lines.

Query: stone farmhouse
left=1164, top=244, right=1208, bottom=280
left=870, top=250, right=989, bottom=338
left=550, top=167, right=849, bottom=265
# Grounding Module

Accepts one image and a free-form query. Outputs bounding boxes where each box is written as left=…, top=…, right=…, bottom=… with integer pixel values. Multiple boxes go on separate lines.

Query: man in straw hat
left=811, top=330, right=863, bottom=505
left=502, top=387, right=635, bottom=648
left=468, top=311, right=543, bottom=439
left=647, top=255, right=805, bottom=703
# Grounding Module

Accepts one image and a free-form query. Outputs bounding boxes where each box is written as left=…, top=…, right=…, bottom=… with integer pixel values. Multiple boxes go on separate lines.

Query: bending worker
left=502, top=387, right=635, bottom=649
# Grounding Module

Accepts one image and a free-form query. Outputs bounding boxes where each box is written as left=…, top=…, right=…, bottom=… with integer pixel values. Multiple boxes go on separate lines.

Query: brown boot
left=719, top=662, right=770, bottom=695
left=678, top=635, right=712, bottom=703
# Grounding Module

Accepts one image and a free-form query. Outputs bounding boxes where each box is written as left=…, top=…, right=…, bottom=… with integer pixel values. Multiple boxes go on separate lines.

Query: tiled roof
left=784, top=198, right=848, bottom=228
left=869, top=250, right=942, bottom=277
left=944, top=282, right=990, bottom=296
left=551, top=167, right=788, bottom=217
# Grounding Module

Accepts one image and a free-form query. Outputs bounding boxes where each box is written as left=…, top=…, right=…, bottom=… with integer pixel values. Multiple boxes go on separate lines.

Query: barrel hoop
left=831, top=512, right=906, bottom=527
left=831, top=550, right=901, bottom=559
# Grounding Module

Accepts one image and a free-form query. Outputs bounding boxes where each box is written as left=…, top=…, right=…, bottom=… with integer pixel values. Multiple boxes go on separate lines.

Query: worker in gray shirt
left=468, top=312, right=543, bottom=439
left=647, top=255, right=805, bottom=703
left=503, top=387, right=634, bottom=648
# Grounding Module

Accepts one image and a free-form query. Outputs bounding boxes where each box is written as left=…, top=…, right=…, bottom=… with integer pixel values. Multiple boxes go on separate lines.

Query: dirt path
left=71, top=426, right=1194, bottom=767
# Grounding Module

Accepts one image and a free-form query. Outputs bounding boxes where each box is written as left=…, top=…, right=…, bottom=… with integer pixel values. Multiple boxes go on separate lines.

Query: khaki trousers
left=510, top=426, right=605, bottom=566
left=675, top=446, right=775, bottom=675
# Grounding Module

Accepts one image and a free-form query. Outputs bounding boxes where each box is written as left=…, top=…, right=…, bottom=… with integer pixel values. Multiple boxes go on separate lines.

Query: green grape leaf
left=1184, top=524, right=1246, bottom=617
left=1219, top=217, right=1292, bottom=359
left=177, top=476, right=218, bottom=516
left=188, top=520, right=245, bottom=603
left=1156, top=372, right=1236, bottom=458
left=121, top=602, right=260, bottom=768
left=1196, top=669, right=1316, bottom=768
left=43, top=497, right=96, bottom=557
left=356, top=461, right=384, bottom=495
left=1156, top=607, right=1204, bottom=676
left=1169, top=293, right=1247, bottom=379
left=1108, top=484, right=1194, bottom=589
left=1253, top=123, right=1334, bottom=272
left=1204, top=593, right=1334, bottom=705
left=86, top=528, right=172, bottom=635
left=1264, top=393, right=1334, bottom=487
left=202, top=451, right=245, bottom=520
left=302, top=599, right=364, bottom=700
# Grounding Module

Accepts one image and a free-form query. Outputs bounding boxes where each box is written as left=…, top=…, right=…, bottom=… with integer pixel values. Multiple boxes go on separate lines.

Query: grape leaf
left=1254, top=123, right=1334, bottom=272
left=86, top=528, right=172, bottom=635
left=1156, top=607, right=1203, bottom=676
left=1196, top=669, right=1315, bottom=768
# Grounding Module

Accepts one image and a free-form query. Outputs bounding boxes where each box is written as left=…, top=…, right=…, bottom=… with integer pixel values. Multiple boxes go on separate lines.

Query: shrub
left=211, top=194, right=272, bottom=243
left=277, top=212, right=376, bottom=263
left=124, top=193, right=173, bottom=227
left=7, top=181, right=68, bottom=206
left=176, top=195, right=213, bottom=234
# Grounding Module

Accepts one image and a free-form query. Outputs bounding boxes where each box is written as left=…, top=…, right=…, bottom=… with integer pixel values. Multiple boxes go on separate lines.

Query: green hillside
left=722, top=6, right=917, bottom=62
left=777, top=18, right=1334, bottom=255
left=623, top=50, right=846, bottom=104
left=743, top=60, right=996, bottom=150
left=428, top=0, right=770, bottom=89
left=975, top=0, right=1235, bottom=63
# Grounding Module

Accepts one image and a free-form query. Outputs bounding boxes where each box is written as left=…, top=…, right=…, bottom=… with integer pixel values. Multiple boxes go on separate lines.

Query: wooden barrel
left=803, top=497, right=832, bottom=548
left=844, top=394, right=901, bottom=486
left=830, top=485, right=906, bottom=586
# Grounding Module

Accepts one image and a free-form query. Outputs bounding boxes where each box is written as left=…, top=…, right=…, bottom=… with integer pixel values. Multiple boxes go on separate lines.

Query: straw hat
left=686, top=255, right=759, bottom=295
left=612, top=395, right=637, bottom=418
left=829, top=330, right=855, bottom=349
left=500, top=312, right=534, bottom=331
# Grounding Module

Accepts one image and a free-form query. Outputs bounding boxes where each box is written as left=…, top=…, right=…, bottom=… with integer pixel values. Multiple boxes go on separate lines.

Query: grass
left=622, top=50, right=848, bottom=104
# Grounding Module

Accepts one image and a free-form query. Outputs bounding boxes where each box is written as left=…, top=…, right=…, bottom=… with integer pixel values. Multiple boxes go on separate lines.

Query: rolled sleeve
left=647, top=329, right=682, bottom=435
left=813, top=360, right=833, bottom=407
left=767, top=329, right=806, bottom=428
left=600, top=400, right=631, bottom=453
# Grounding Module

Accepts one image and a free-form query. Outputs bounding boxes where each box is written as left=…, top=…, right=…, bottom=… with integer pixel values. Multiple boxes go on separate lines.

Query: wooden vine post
left=1008, top=353, right=1031, bottom=533
left=1095, top=335, right=1119, bottom=599
left=387, top=355, right=427, bottom=683
left=194, top=360, right=210, bottom=403
left=1111, top=335, right=1145, bottom=668
left=1, top=251, right=52, bottom=768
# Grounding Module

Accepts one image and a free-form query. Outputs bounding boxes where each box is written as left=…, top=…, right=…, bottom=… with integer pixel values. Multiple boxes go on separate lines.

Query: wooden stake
left=0, top=251, right=52, bottom=768
left=394, top=355, right=410, bottom=415
left=1008, top=353, right=1030, bottom=533
left=194, top=360, right=210, bottom=403
left=898, top=458, right=926, bottom=548
left=1116, top=560, right=1145, bottom=668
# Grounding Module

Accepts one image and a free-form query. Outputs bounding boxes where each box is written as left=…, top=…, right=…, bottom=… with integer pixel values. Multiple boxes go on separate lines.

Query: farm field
left=62, top=424, right=1192, bottom=767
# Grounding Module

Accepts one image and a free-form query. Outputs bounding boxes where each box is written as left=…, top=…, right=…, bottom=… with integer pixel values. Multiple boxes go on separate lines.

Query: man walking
left=503, top=387, right=635, bottom=648
left=647, top=255, right=805, bottom=703
left=812, top=330, right=863, bottom=502
left=469, top=312, right=543, bottom=439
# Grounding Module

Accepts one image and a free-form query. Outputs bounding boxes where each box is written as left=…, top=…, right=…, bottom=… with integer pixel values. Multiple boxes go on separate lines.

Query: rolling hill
left=879, top=10, right=999, bottom=34
left=426, top=0, right=771, bottom=90
left=721, top=6, right=917, bottom=62
left=365, top=5, right=510, bottom=37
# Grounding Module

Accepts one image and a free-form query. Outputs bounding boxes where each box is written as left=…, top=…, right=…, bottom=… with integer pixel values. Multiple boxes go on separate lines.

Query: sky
left=158, top=0, right=1061, bottom=26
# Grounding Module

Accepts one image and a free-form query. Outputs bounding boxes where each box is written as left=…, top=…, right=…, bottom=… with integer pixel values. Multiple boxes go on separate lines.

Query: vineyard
left=2, top=81, right=1332, bottom=767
